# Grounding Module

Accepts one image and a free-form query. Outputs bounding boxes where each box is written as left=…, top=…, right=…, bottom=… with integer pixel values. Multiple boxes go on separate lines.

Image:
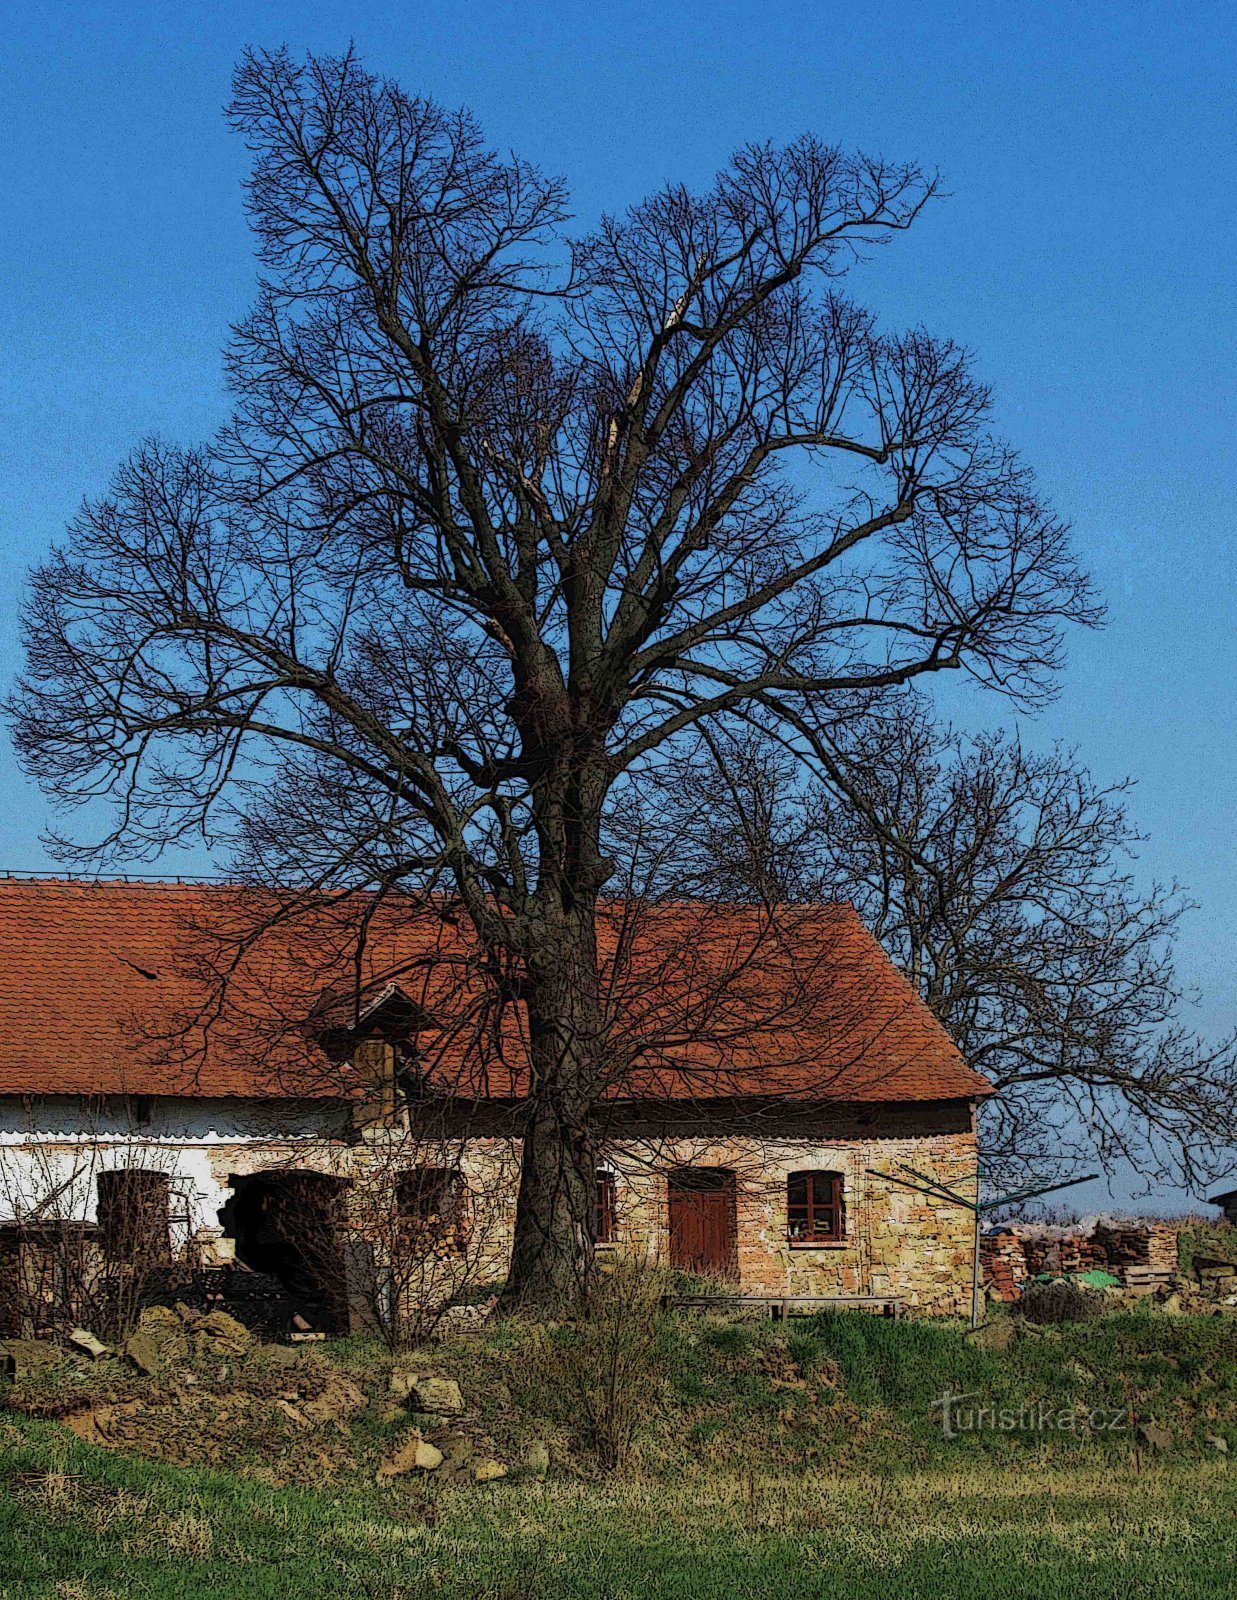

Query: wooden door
left=668, top=1169, right=737, bottom=1277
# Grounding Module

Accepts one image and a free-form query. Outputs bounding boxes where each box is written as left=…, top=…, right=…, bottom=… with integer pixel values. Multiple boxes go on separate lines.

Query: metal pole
left=867, top=1162, right=1098, bottom=1329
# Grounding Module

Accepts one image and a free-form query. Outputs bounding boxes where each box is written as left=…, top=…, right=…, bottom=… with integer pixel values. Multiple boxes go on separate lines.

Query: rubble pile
left=0, top=1308, right=521, bottom=1488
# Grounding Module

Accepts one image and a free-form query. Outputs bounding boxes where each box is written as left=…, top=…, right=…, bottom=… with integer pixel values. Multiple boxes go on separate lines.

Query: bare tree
left=331, top=1121, right=517, bottom=1350
left=675, top=707, right=1237, bottom=1193
left=8, top=48, right=1095, bottom=1309
left=0, top=1104, right=182, bottom=1342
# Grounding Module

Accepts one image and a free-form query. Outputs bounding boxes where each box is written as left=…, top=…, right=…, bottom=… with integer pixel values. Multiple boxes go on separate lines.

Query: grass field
left=2, top=1413, right=1235, bottom=1599
left=3, top=1298, right=1236, bottom=1598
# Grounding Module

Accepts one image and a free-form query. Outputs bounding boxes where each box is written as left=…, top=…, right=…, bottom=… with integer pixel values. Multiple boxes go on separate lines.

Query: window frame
left=595, top=1169, right=618, bottom=1246
left=395, top=1166, right=467, bottom=1249
left=786, top=1170, right=845, bottom=1246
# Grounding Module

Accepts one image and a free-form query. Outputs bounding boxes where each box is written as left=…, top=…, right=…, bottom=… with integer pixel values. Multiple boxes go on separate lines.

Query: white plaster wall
left=0, top=1096, right=348, bottom=1247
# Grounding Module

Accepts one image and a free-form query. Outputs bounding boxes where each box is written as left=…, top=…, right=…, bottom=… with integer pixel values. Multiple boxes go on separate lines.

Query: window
left=96, top=1169, right=172, bottom=1265
left=396, top=1167, right=465, bottom=1247
left=786, top=1171, right=843, bottom=1244
left=128, top=1095, right=154, bottom=1128
left=596, top=1170, right=617, bottom=1245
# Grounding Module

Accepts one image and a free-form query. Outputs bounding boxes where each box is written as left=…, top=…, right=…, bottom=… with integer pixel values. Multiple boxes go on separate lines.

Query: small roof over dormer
left=306, top=980, right=437, bottom=1045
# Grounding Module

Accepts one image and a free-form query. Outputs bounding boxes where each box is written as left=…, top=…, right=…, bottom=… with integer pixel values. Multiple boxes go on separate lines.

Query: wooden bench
left=663, top=1293, right=906, bottom=1320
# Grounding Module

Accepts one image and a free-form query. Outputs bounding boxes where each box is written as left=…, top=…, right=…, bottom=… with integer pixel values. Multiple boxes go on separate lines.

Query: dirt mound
left=5, top=1332, right=370, bottom=1484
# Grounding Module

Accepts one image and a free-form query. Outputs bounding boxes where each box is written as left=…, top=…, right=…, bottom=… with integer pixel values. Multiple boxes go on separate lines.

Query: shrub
left=529, top=1260, right=670, bottom=1471
left=1017, top=1279, right=1102, bottom=1324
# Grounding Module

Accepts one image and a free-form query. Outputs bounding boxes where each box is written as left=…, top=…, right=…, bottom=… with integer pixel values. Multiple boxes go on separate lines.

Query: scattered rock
left=473, top=1458, right=507, bottom=1483
left=255, top=1343, right=303, bottom=1370
left=390, top=1373, right=464, bottom=1414
left=190, top=1310, right=252, bottom=1357
left=433, top=1432, right=474, bottom=1463
left=0, top=1340, right=66, bottom=1379
left=299, top=1372, right=366, bottom=1430
left=67, top=1328, right=111, bottom=1361
left=377, top=1433, right=445, bottom=1480
left=123, top=1308, right=188, bottom=1376
left=63, top=1401, right=142, bottom=1448
left=525, top=1441, right=550, bottom=1477
left=274, top=1398, right=311, bottom=1430
left=1140, top=1422, right=1174, bottom=1452
left=1206, top=1434, right=1229, bottom=1455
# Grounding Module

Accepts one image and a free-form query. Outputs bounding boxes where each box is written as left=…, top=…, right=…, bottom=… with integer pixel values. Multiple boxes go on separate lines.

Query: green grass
left=2, top=1412, right=1236, bottom=1599
left=3, top=1306, right=1237, bottom=1596
left=1175, top=1216, right=1237, bottom=1275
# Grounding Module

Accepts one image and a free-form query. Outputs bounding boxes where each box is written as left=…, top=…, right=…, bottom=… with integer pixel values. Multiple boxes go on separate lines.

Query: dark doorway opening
left=667, top=1168, right=738, bottom=1278
left=220, top=1172, right=349, bottom=1333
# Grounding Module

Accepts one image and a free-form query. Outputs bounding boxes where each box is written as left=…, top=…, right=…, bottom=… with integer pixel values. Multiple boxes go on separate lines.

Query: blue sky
left=0, top=2, right=1233, bottom=1208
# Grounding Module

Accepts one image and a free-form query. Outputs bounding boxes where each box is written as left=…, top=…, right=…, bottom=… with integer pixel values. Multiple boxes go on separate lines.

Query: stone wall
left=1, top=1094, right=980, bottom=1325
left=597, top=1113, right=978, bottom=1315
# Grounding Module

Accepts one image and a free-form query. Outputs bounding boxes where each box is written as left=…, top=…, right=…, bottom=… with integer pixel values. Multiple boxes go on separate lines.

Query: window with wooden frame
left=595, top=1170, right=617, bottom=1245
left=96, top=1169, right=172, bottom=1266
left=396, top=1167, right=466, bottom=1248
left=786, top=1170, right=844, bottom=1244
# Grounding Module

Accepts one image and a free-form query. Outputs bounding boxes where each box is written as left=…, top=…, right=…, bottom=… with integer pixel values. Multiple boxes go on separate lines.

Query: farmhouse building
left=0, top=877, right=989, bottom=1333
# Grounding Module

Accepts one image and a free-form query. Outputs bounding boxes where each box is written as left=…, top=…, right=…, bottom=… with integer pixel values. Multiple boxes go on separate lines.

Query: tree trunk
left=500, top=901, right=606, bottom=1312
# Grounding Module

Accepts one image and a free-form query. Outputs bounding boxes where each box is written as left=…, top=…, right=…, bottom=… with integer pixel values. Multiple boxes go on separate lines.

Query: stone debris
left=189, top=1309, right=252, bottom=1357
left=298, top=1371, right=366, bottom=1431
left=389, top=1372, right=464, bottom=1414
left=0, top=1340, right=67, bottom=1379
left=67, top=1329, right=111, bottom=1361
left=472, top=1457, right=507, bottom=1483
left=430, top=1432, right=476, bottom=1482
left=376, top=1433, right=444, bottom=1480
left=122, top=1307, right=188, bottom=1376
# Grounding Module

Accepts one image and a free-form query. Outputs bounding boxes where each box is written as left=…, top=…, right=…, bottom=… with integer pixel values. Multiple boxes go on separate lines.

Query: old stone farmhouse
left=0, top=877, right=990, bottom=1333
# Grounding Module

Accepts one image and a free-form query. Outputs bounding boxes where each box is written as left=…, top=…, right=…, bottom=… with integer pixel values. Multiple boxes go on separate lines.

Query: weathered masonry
left=0, top=878, right=990, bottom=1333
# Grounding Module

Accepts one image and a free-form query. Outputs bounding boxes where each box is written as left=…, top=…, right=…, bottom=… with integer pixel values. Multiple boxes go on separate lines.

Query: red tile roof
left=0, top=878, right=990, bottom=1106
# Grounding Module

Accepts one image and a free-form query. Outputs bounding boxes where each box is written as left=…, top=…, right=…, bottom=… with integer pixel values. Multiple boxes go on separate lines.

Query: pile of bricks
left=981, top=1218, right=1181, bottom=1301
left=982, top=1230, right=1027, bottom=1303
left=1091, top=1221, right=1178, bottom=1294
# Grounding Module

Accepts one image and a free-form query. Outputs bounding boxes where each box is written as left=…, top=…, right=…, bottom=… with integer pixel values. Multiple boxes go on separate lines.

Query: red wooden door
left=668, top=1170, right=737, bottom=1277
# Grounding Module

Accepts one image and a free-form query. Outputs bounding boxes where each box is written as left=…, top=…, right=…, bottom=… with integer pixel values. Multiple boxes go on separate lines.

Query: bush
left=1017, top=1279, right=1102, bottom=1324
left=528, top=1260, right=670, bottom=1471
